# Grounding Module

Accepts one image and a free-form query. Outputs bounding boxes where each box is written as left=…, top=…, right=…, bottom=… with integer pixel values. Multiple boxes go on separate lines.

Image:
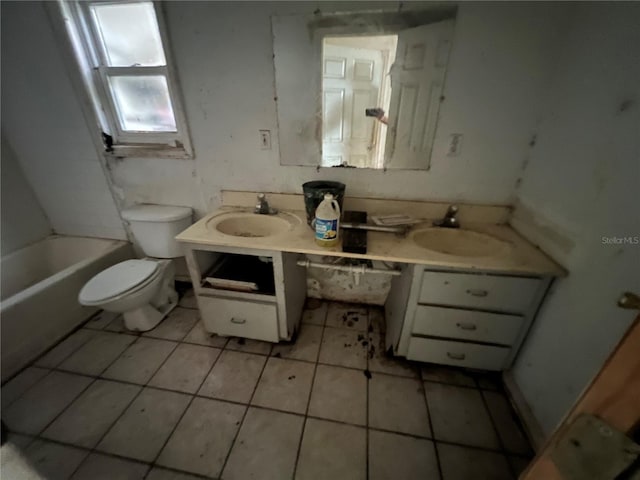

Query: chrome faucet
left=433, top=205, right=460, bottom=228
left=254, top=193, right=278, bottom=215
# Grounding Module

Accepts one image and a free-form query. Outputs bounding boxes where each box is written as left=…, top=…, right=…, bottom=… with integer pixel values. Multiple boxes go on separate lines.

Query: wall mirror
left=273, top=8, right=456, bottom=170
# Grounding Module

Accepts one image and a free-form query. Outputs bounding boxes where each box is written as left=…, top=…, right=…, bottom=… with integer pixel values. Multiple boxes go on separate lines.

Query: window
left=60, top=1, right=191, bottom=156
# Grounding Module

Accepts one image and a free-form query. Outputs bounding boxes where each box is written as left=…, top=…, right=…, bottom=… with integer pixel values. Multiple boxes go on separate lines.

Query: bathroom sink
left=410, top=228, right=511, bottom=257
left=206, top=212, right=298, bottom=238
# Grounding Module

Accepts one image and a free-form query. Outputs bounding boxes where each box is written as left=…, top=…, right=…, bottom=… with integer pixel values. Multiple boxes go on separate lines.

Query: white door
left=385, top=20, right=454, bottom=169
left=322, top=44, right=384, bottom=167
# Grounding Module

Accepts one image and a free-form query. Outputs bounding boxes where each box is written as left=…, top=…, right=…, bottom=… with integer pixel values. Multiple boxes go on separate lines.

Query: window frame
left=65, top=0, right=192, bottom=155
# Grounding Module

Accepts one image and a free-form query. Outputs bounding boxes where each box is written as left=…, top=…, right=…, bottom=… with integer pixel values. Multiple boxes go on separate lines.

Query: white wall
left=1, top=135, right=52, bottom=256
left=511, top=3, right=640, bottom=434
left=1, top=2, right=569, bottom=228
left=1, top=2, right=127, bottom=240
left=107, top=2, right=569, bottom=217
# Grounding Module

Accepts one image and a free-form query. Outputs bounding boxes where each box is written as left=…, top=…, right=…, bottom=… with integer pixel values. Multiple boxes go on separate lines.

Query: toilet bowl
left=78, top=204, right=193, bottom=332
left=79, top=259, right=178, bottom=331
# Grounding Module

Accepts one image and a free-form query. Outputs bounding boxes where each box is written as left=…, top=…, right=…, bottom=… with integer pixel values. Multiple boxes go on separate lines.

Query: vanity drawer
left=418, top=271, right=541, bottom=313
left=199, top=296, right=279, bottom=342
left=413, top=305, right=523, bottom=346
left=407, top=337, right=510, bottom=371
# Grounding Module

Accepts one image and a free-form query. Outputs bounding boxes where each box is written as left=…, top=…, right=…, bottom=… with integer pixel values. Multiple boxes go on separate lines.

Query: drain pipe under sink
left=296, top=260, right=401, bottom=286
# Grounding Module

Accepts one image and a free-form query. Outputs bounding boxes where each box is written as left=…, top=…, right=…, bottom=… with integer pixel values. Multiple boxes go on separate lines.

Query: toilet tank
left=121, top=205, right=193, bottom=258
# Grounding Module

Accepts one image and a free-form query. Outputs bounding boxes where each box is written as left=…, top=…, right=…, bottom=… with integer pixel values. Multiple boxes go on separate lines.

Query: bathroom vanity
left=181, top=245, right=306, bottom=343
left=176, top=191, right=565, bottom=371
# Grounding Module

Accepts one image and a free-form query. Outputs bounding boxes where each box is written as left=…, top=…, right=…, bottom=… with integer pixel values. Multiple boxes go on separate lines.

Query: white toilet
left=79, top=205, right=193, bottom=332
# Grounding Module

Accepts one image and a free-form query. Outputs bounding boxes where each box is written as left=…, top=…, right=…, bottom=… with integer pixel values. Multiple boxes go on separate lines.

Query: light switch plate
left=259, top=130, right=271, bottom=150
left=447, top=133, right=463, bottom=156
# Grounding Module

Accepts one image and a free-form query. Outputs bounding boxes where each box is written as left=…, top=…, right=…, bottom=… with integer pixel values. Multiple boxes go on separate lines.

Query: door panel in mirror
left=272, top=10, right=456, bottom=170
left=385, top=20, right=454, bottom=170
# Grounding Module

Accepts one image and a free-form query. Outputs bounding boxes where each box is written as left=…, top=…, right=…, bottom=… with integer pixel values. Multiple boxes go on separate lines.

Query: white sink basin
left=411, top=228, right=511, bottom=257
left=206, top=212, right=298, bottom=238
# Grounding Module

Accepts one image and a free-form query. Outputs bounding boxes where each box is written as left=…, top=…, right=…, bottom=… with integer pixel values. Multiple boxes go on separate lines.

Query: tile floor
left=1, top=295, right=533, bottom=480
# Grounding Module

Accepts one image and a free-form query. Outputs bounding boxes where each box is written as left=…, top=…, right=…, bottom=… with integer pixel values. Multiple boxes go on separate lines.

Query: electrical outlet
left=447, top=133, right=463, bottom=157
left=259, top=130, right=271, bottom=150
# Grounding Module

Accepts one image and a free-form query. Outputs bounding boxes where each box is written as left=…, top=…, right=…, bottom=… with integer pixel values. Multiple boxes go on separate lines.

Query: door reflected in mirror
left=272, top=10, right=456, bottom=170
left=321, top=35, right=397, bottom=169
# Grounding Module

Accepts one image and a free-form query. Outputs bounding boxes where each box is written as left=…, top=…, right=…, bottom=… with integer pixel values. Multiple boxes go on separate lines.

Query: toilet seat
left=79, top=259, right=160, bottom=305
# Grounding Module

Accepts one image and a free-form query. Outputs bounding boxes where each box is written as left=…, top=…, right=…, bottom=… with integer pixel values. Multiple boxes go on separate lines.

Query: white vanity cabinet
left=386, top=266, right=553, bottom=371
left=182, top=244, right=306, bottom=342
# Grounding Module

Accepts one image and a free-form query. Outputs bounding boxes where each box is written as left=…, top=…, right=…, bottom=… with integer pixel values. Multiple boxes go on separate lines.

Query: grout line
left=291, top=304, right=328, bottom=480
left=422, top=379, right=444, bottom=480
left=8, top=300, right=528, bottom=480
left=217, top=345, right=271, bottom=479
left=479, top=389, right=520, bottom=480
left=145, top=340, right=226, bottom=478
left=65, top=334, right=184, bottom=479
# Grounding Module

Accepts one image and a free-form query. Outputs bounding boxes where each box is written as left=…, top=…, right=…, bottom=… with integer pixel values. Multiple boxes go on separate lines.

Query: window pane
left=108, top=76, right=176, bottom=132
left=90, top=2, right=166, bottom=67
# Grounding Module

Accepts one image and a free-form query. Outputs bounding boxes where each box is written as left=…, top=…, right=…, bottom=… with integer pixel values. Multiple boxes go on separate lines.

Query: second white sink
left=411, top=228, right=511, bottom=257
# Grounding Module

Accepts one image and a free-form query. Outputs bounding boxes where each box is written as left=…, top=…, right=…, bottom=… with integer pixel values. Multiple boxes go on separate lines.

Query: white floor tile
left=1, top=366, right=50, bottom=409
left=272, top=324, right=323, bottom=362
left=43, top=379, right=140, bottom=448
left=146, top=467, right=203, bottom=480
left=437, top=443, right=513, bottom=480
left=295, top=418, right=366, bottom=480
left=97, top=388, right=190, bottom=462
left=308, top=364, right=367, bottom=425
left=198, top=350, right=266, bottom=403
left=223, top=407, right=304, bottom=480
left=425, top=382, right=500, bottom=449
left=183, top=321, right=228, bottom=348
left=318, top=327, right=368, bottom=369
left=157, top=397, right=245, bottom=478
left=148, top=344, right=220, bottom=393
left=325, top=302, right=368, bottom=331
left=483, top=390, right=532, bottom=455
left=85, top=311, right=119, bottom=330
left=420, top=365, right=476, bottom=387
left=369, top=430, right=439, bottom=480
left=301, top=300, right=327, bottom=326
left=252, top=358, right=315, bottom=414
left=3, top=371, right=92, bottom=435
left=59, top=332, right=136, bottom=376
left=102, top=338, right=177, bottom=385
left=368, top=333, right=418, bottom=378
left=35, top=329, right=96, bottom=368
left=369, top=374, right=431, bottom=437
left=226, top=337, right=272, bottom=355
left=23, top=439, right=88, bottom=480
left=71, top=453, right=149, bottom=480
left=142, top=308, right=198, bottom=341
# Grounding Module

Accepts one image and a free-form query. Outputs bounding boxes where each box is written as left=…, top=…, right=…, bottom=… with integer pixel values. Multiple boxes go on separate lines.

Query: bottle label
left=315, top=218, right=338, bottom=242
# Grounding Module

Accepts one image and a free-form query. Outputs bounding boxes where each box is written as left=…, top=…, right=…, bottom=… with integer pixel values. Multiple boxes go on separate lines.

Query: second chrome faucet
left=433, top=205, right=460, bottom=228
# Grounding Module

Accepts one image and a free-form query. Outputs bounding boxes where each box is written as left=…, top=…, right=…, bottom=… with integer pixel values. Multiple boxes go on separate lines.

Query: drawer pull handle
left=456, top=322, right=477, bottom=331
left=230, top=317, right=247, bottom=325
left=447, top=352, right=466, bottom=361
left=466, top=289, right=488, bottom=297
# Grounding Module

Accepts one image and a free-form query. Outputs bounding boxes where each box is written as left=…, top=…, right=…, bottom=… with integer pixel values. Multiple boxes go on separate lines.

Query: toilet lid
left=79, top=259, right=159, bottom=304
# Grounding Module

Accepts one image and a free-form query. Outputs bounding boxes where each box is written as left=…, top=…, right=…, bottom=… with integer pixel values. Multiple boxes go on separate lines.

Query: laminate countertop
left=176, top=207, right=566, bottom=277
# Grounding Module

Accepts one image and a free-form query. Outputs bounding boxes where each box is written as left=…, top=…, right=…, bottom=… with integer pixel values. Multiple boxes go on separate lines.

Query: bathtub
left=1, top=235, right=132, bottom=380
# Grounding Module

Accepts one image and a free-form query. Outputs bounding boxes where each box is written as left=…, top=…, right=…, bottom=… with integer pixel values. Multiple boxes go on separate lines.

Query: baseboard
left=503, top=370, right=547, bottom=451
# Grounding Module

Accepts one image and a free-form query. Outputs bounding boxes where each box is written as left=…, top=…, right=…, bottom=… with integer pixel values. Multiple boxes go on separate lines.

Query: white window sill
left=104, top=143, right=193, bottom=160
